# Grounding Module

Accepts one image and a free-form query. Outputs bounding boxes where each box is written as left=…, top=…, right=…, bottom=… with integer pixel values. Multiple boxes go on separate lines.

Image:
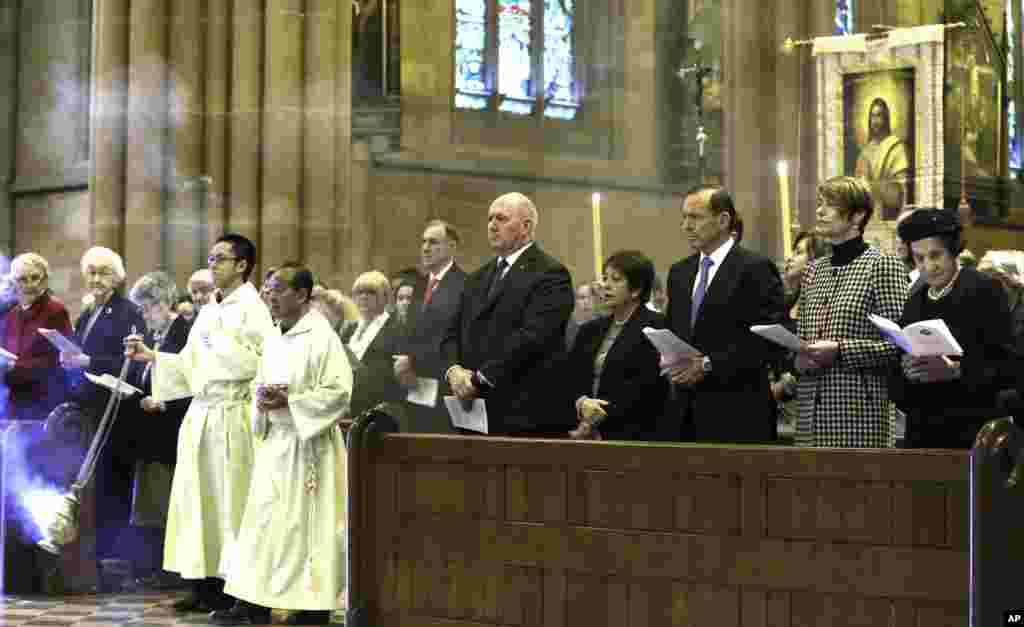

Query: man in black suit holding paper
left=393, top=220, right=467, bottom=432
left=663, top=187, right=785, bottom=443
left=443, top=192, right=574, bottom=436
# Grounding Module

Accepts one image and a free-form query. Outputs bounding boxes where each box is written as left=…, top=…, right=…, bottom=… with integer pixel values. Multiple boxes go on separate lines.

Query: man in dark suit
left=394, top=220, right=467, bottom=432
left=663, top=187, right=785, bottom=443
left=443, top=192, right=574, bottom=436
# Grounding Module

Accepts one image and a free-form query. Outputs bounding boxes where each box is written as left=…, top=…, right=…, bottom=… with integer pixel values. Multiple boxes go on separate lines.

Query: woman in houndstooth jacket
left=795, top=177, right=909, bottom=447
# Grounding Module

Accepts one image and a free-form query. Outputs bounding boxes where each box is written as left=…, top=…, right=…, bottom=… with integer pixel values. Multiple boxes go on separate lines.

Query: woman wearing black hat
left=891, top=208, right=1015, bottom=448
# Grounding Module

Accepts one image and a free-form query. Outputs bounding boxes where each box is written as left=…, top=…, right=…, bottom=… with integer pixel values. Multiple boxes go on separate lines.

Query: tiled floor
left=0, top=594, right=344, bottom=626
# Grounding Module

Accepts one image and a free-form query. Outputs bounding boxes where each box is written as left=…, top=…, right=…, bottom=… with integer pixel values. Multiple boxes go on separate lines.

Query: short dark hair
left=684, top=185, right=738, bottom=231
left=792, top=231, right=830, bottom=260
left=263, top=266, right=279, bottom=282
left=604, top=250, right=656, bottom=303
left=425, top=219, right=460, bottom=245
left=274, top=261, right=315, bottom=303
left=216, top=233, right=257, bottom=281
left=817, top=176, right=874, bottom=233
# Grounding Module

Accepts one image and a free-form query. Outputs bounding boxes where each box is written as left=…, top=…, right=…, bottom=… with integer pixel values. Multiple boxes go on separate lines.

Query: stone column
left=260, top=0, right=304, bottom=275
left=0, top=0, right=17, bottom=255
left=721, top=0, right=781, bottom=256
left=334, top=0, right=355, bottom=288
left=168, top=0, right=205, bottom=285
left=229, top=0, right=265, bottom=254
left=303, top=0, right=338, bottom=283
left=124, top=0, right=168, bottom=280
left=90, top=0, right=130, bottom=252
left=205, top=0, right=230, bottom=249
left=773, top=0, right=808, bottom=259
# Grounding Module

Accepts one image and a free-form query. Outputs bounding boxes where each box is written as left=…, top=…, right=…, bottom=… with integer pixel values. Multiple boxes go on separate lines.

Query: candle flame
left=777, top=161, right=789, bottom=177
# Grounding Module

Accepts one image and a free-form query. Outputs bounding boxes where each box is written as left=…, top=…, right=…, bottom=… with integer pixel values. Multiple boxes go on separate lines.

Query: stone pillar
left=123, top=0, right=168, bottom=280
left=168, top=0, right=205, bottom=286
left=721, top=0, right=781, bottom=256
left=205, top=0, right=230, bottom=250
left=260, top=0, right=304, bottom=275
left=229, top=0, right=265, bottom=256
left=0, top=0, right=17, bottom=256
left=348, top=140, right=373, bottom=289
left=90, top=0, right=130, bottom=252
left=303, top=0, right=338, bottom=283
left=773, top=0, right=809, bottom=259
left=334, top=0, right=355, bottom=288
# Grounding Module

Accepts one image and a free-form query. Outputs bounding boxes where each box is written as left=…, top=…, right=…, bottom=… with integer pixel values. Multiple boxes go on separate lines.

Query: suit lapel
left=603, top=309, right=644, bottom=375
left=676, top=257, right=698, bottom=339
left=693, top=246, right=742, bottom=335
left=474, top=245, right=538, bottom=320
left=471, top=258, right=500, bottom=321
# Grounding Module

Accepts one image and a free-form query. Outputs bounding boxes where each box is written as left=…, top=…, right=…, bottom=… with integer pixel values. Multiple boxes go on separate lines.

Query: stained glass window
left=455, top=0, right=490, bottom=110
left=834, top=0, right=853, bottom=36
left=543, top=0, right=577, bottom=120
left=1011, top=0, right=1021, bottom=171
left=454, top=0, right=580, bottom=120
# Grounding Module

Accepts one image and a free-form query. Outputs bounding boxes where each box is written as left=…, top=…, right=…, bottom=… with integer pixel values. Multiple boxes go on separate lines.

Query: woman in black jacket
left=567, top=251, right=667, bottom=440
left=891, top=209, right=1015, bottom=449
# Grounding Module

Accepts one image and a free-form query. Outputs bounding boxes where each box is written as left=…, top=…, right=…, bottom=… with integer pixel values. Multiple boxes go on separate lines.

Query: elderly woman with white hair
left=0, top=252, right=73, bottom=421
left=61, top=246, right=145, bottom=590
left=341, top=270, right=405, bottom=416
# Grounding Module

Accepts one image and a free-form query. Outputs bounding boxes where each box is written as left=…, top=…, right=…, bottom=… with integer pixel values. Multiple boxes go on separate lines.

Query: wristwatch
left=701, top=356, right=712, bottom=373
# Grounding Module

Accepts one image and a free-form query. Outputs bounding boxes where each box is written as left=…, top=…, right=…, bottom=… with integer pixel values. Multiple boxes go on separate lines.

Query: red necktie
left=424, top=276, right=440, bottom=305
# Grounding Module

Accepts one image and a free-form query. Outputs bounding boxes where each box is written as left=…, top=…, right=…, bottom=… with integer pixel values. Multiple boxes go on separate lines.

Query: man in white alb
left=214, top=262, right=351, bottom=626
left=125, top=234, right=276, bottom=612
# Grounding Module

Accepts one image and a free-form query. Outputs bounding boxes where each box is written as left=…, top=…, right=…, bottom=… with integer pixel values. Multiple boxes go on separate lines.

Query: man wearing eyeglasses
left=0, top=253, right=73, bottom=423
left=125, top=234, right=275, bottom=613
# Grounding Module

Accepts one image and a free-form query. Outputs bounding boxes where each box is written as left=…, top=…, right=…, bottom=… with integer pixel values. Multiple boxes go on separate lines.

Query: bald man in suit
left=443, top=193, right=575, bottom=436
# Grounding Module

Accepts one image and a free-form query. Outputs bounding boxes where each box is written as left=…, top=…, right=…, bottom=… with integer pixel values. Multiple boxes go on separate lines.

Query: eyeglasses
left=13, top=273, right=45, bottom=285
left=207, top=255, right=239, bottom=266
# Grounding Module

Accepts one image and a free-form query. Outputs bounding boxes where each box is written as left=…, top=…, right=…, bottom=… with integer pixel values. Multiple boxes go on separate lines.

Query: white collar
left=499, top=241, right=533, bottom=269
left=430, top=258, right=455, bottom=282
left=700, top=237, right=735, bottom=269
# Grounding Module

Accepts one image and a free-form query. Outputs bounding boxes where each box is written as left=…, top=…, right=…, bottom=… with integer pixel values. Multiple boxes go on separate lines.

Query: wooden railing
left=346, top=410, right=971, bottom=627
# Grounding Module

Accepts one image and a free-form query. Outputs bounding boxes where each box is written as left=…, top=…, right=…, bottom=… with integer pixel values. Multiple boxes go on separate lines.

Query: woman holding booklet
left=566, top=251, right=666, bottom=440
left=794, top=177, right=909, bottom=448
left=890, top=209, right=1015, bottom=449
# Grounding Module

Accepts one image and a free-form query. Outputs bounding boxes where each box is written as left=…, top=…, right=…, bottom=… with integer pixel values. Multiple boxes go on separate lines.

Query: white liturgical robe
left=151, top=282, right=276, bottom=579
left=224, top=308, right=352, bottom=611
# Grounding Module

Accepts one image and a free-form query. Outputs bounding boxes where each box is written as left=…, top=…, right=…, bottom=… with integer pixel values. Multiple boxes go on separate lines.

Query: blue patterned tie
left=691, top=256, right=714, bottom=328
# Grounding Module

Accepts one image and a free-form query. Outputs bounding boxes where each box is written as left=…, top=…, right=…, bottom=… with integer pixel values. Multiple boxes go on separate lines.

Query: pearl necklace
left=926, top=265, right=961, bottom=301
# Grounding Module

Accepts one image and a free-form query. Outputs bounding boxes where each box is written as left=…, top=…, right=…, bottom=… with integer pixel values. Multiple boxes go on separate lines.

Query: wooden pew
left=346, top=412, right=969, bottom=627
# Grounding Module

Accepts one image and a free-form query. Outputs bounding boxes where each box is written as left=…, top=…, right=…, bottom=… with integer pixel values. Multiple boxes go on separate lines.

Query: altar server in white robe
left=214, top=262, right=351, bottom=626
left=125, top=234, right=275, bottom=613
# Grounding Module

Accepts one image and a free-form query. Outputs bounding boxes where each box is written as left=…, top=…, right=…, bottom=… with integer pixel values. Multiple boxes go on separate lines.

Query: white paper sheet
left=37, top=328, right=82, bottom=354
left=750, top=324, right=804, bottom=351
left=406, top=377, right=439, bottom=408
left=85, top=372, right=142, bottom=397
left=868, top=314, right=964, bottom=356
left=642, top=327, right=700, bottom=364
left=444, top=396, right=488, bottom=434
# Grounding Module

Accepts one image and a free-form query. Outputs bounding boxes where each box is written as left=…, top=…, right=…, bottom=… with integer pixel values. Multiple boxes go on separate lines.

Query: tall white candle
left=592, top=192, right=603, bottom=281
left=777, top=161, right=793, bottom=256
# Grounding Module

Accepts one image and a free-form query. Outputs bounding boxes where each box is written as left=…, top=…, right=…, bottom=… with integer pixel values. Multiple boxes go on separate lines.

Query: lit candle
left=777, top=161, right=793, bottom=257
left=592, top=192, right=603, bottom=281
